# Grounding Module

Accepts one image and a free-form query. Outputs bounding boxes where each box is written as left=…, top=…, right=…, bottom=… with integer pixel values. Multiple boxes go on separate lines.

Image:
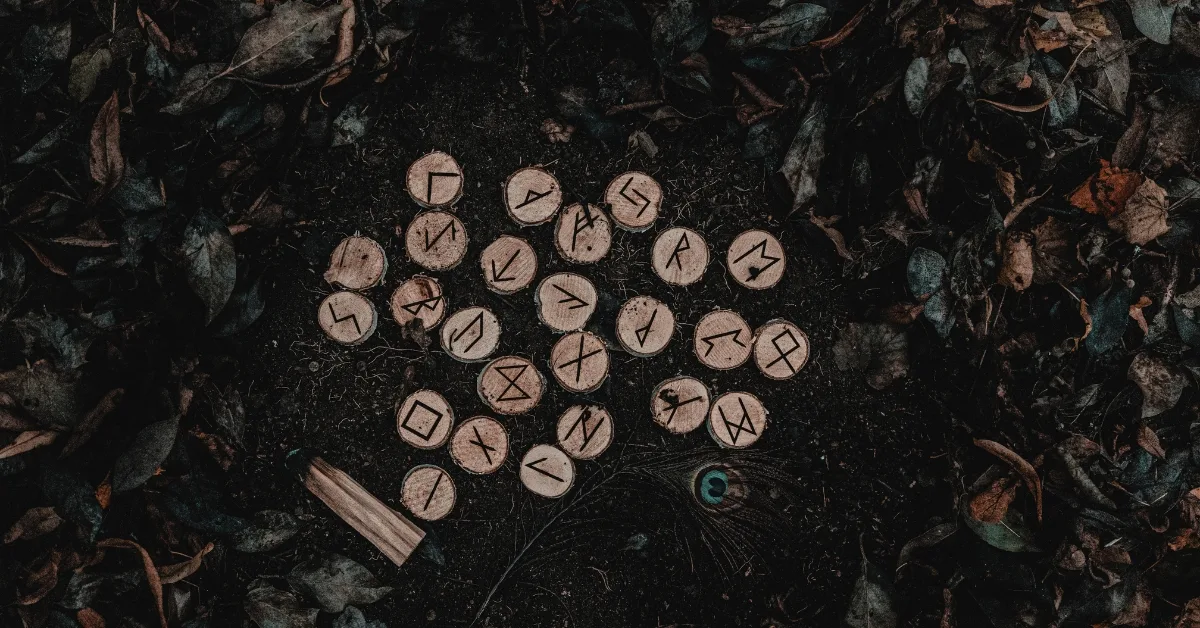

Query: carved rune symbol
left=732, top=238, right=781, bottom=280
left=514, top=188, right=551, bottom=210
left=660, top=393, right=703, bottom=426
left=563, top=408, right=605, bottom=453
left=719, top=398, right=758, bottom=445
left=424, top=220, right=458, bottom=251
left=619, top=176, right=652, bottom=217
left=422, top=469, right=446, bottom=511
left=524, top=457, right=564, bottom=482
left=558, top=335, right=602, bottom=384
left=634, top=309, right=658, bottom=347
left=553, top=284, right=589, bottom=310
left=700, top=328, right=746, bottom=357
left=450, top=311, right=485, bottom=354
left=425, top=171, right=460, bottom=203
left=400, top=400, right=444, bottom=441
left=401, top=295, right=442, bottom=316
left=667, top=232, right=691, bottom=270
left=490, top=250, right=520, bottom=283
left=327, top=302, right=362, bottom=334
left=494, top=363, right=532, bottom=402
left=469, top=425, right=497, bottom=464
left=767, top=329, right=803, bottom=374
left=571, top=205, right=599, bottom=251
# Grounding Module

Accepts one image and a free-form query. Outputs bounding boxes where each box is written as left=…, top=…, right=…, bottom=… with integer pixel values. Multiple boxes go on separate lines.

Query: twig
left=605, top=100, right=665, bottom=115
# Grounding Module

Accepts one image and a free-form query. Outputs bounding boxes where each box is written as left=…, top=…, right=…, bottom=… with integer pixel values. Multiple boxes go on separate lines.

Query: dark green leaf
left=162, top=63, right=234, bottom=115
left=844, top=557, right=897, bottom=628
left=39, top=464, right=102, bottom=540
left=183, top=211, right=237, bottom=324
left=1086, top=284, right=1132, bottom=355
left=211, top=274, right=267, bottom=338
left=14, top=116, right=78, bottom=165
left=112, top=416, right=179, bottom=492
left=15, top=21, right=71, bottom=94
left=727, top=3, right=829, bottom=51
left=0, top=361, right=82, bottom=428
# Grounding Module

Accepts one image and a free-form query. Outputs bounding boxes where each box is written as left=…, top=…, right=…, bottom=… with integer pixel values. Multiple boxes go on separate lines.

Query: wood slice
left=317, top=291, right=378, bottom=345
left=535, top=272, right=597, bottom=333
left=605, top=171, right=662, bottom=232
left=615, top=295, right=675, bottom=357
left=650, top=376, right=711, bottom=435
left=395, top=389, right=454, bottom=450
left=400, top=465, right=456, bottom=521
left=726, top=229, right=786, bottom=290
left=406, top=211, right=468, bottom=271
left=752, top=319, right=810, bottom=380
left=693, top=309, right=752, bottom=370
left=555, top=404, right=613, bottom=460
left=651, top=227, right=708, bottom=286
left=449, top=416, right=509, bottom=474
left=325, top=235, right=387, bottom=290
left=504, top=166, right=562, bottom=226
left=440, top=306, right=501, bottom=362
left=480, top=236, right=537, bottom=294
left=519, top=444, right=575, bottom=498
left=549, top=331, right=609, bottom=393
left=477, top=355, right=545, bottom=416
left=707, top=391, right=767, bottom=449
left=406, top=151, right=463, bottom=208
left=389, top=276, right=447, bottom=331
left=554, top=203, right=612, bottom=264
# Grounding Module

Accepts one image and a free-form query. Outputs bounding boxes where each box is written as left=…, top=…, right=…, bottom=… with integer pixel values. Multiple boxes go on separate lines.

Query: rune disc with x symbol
left=450, top=416, right=509, bottom=474
left=477, top=355, right=545, bottom=415
left=550, top=330, right=610, bottom=393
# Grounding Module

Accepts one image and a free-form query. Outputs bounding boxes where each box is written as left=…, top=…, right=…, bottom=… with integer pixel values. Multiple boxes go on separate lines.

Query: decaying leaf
left=1130, top=0, right=1175, bottom=44
left=232, top=510, right=301, bottom=553
left=227, top=1, right=348, bottom=79
left=286, top=552, right=394, bottom=613
left=998, top=232, right=1034, bottom=292
left=96, top=538, right=167, bottom=628
left=183, top=211, right=237, bottom=324
left=322, top=0, right=357, bottom=92
left=778, top=95, right=827, bottom=213
left=1128, top=352, right=1187, bottom=418
left=974, top=439, right=1043, bottom=522
left=112, top=416, right=179, bottom=492
left=4, top=506, right=64, bottom=543
left=1086, top=283, right=1132, bottom=355
left=14, top=21, right=72, bottom=94
left=162, top=63, right=234, bottom=115
left=246, top=579, right=318, bottom=628
left=1136, top=424, right=1167, bottom=459
left=896, top=522, right=958, bottom=572
left=89, top=92, right=125, bottom=202
left=1084, top=11, right=1130, bottom=113
left=1031, top=218, right=1080, bottom=283
left=844, top=556, right=897, bottom=628
left=907, top=247, right=953, bottom=337
left=158, top=542, right=214, bottom=584
left=969, top=476, right=1018, bottom=523
left=723, top=3, right=830, bottom=51
left=1108, top=178, right=1169, bottom=245
left=1069, top=161, right=1144, bottom=218
left=833, top=323, right=909, bottom=389
left=77, top=608, right=106, bottom=628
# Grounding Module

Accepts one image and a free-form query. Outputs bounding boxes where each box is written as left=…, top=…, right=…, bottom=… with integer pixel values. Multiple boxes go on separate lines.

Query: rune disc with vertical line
left=324, top=235, right=387, bottom=290
left=727, top=229, right=786, bottom=290
left=406, top=211, right=468, bottom=271
left=615, top=295, right=675, bottom=357
left=449, top=416, right=509, bottom=474
left=317, top=291, right=377, bottom=345
left=389, top=276, right=446, bottom=331
left=477, top=355, right=545, bottom=415
left=707, top=392, right=767, bottom=449
left=504, top=166, right=562, bottom=226
left=651, top=227, right=708, bottom=286
left=480, top=235, right=537, bottom=294
left=605, top=171, right=662, bottom=232
left=549, top=330, right=610, bottom=393
left=554, top=203, right=612, bottom=264
left=650, top=376, right=711, bottom=435
left=519, top=444, right=575, bottom=498
left=401, top=464, right=456, bottom=521
left=440, top=306, right=501, bottom=362
left=406, top=151, right=463, bottom=208
left=752, top=319, right=810, bottom=380
left=693, top=309, right=752, bottom=370
left=534, top=272, right=597, bottom=333
left=555, top=404, right=614, bottom=460
left=395, top=389, right=454, bottom=449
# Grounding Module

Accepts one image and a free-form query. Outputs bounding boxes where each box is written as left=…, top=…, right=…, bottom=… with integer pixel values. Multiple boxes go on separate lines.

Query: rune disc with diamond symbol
left=477, top=355, right=545, bottom=415
left=550, top=331, right=610, bottom=393
left=752, top=319, right=810, bottom=380
left=395, top=389, right=455, bottom=449
left=707, top=391, right=767, bottom=449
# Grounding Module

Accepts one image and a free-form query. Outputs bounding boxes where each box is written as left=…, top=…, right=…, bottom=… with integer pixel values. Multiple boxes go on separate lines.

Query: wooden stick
left=287, top=450, right=425, bottom=567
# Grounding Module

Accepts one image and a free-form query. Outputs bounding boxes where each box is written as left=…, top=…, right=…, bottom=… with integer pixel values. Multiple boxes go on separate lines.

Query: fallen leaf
left=331, top=92, right=378, bottom=147
left=1086, top=283, right=1132, bottom=355
left=0, top=430, right=59, bottom=459
left=96, top=538, right=166, bottom=628
left=333, top=606, right=385, bottom=628
left=161, top=63, right=234, bottom=115
left=540, top=118, right=574, bottom=143
left=60, top=388, right=125, bottom=458
left=974, top=439, right=1043, bottom=522
left=779, top=95, right=827, bottom=213
left=999, top=232, right=1034, bottom=292
left=962, top=491, right=1040, bottom=552
left=4, top=506, right=63, bottom=543
left=725, top=3, right=830, bottom=50
left=1129, top=295, right=1152, bottom=334
left=968, top=475, right=1018, bottom=523
left=14, top=21, right=72, bottom=94
left=1069, top=161, right=1144, bottom=217
left=112, top=415, right=179, bottom=492
left=844, top=556, right=897, bottom=628
left=809, top=212, right=855, bottom=261
left=832, top=323, right=910, bottom=389
left=322, top=0, right=357, bottom=93
left=1137, top=424, right=1167, bottom=458
left=232, top=510, right=301, bottom=553
left=896, top=522, right=958, bottom=572
left=1130, top=0, right=1175, bottom=44
left=907, top=247, right=953, bottom=337
left=1087, top=10, right=1130, bottom=113
left=183, top=211, right=237, bottom=324
left=39, top=464, right=102, bottom=540
left=77, top=608, right=105, bottom=628
left=88, top=92, right=125, bottom=202
left=95, top=474, right=111, bottom=510
left=245, top=579, right=318, bottom=628
left=286, top=552, right=394, bottom=613
left=158, top=543, right=214, bottom=584
left=227, top=0, right=348, bottom=79
left=19, top=551, right=60, bottom=605
left=1128, top=352, right=1187, bottom=417
left=1108, top=178, right=1169, bottom=245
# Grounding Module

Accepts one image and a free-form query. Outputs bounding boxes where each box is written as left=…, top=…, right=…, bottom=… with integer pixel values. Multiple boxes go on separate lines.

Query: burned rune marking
left=700, top=328, right=746, bottom=357
left=659, top=392, right=703, bottom=426
left=634, top=308, right=658, bottom=347
left=570, top=205, right=598, bottom=251
left=553, top=284, right=590, bottom=310
left=470, top=425, right=497, bottom=464
left=422, top=469, right=445, bottom=511
left=495, top=363, right=532, bottom=402
left=489, top=249, right=520, bottom=283
left=767, top=328, right=803, bottom=374
left=524, top=457, right=564, bottom=482
left=619, top=176, right=652, bottom=218
left=719, top=398, right=758, bottom=445
left=425, top=171, right=460, bottom=203
left=450, top=311, right=485, bottom=354
left=327, top=302, right=362, bottom=334
left=514, top=188, right=551, bottom=209
left=400, top=295, right=442, bottom=316
left=424, top=220, right=458, bottom=251
left=732, top=238, right=780, bottom=280
left=400, top=400, right=444, bottom=441
left=563, top=408, right=605, bottom=453
left=667, top=232, right=691, bottom=270
left=558, top=334, right=602, bottom=384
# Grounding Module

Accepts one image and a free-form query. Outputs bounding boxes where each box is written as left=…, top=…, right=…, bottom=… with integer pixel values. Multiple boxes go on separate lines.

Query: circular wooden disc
left=389, top=276, right=446, bottom=330
left=707, top=392, right=767, bottom=449
left=554, top=203, right=612, bottom=264
left=550, top=331, right=609, bottom=393
left=615, top=296, right=675, bottom=357
left=401, top=465, right=456, bottom=521
left=324, top=235, right=387, bottom=290
left=480, top=236, right=537, bottom=294
left=651, top=227, right=709, bottom=286
left=449, top=416, right=509, bottom=474
left=650, top=376, right=711, bottom=435
left=504, top=167, right=562, bottom=225
left=406, top=151, right=463, bottom=208
left=317, top=291, right=377, bottom=345
left=395, top=389, right=454, bottom=449
left=753, top=319, right=810, bottom=380
left=693, top=310, right=752, bottom=370
left=555, top=404, right=614, bottom=460
left=727, top=230, right=786, bottom=290
left=406, top=211, right=468, bottom=271
left=440, top=306, right=501, bottom=362
left=605, top=171, right=662, bottom=232
left=477, top=355, right=545, bottom=415
left=519, top=444, right=575, bottom=498
left=535, top=273, right=597, bottom=333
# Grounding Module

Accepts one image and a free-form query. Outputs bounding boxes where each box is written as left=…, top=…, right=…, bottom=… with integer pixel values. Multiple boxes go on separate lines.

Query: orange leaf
left=969, top=476, right=1017, bottom=523
left=974, top=438, right=1043, bottom=522
left=77, top=608, right=106, bottom=628
left=95, top=474, right=112, bottom=510
left=0, top=430, right=59, bottom=459
left=1068, top=160, right=1144, bottom=217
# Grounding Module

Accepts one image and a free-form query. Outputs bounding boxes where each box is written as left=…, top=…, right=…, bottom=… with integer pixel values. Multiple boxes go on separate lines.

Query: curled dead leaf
left=4, top=506, right=63, bottom=543
left=974, top=439, right=1043, bottom=522
left=1108, top=177, right=1169, bottom=245
left=1069, top=160, right=1143, bottom=218
left=998, top=232, right=1034, bottom=292
left=1128, top=352, right=1187, bottom=418
left=0, top=430, right=60, bottom=459
left=158, top=542, right=214, bottom=584
left=97, top=538, right=167, bottom=628
left=88, top=92, right=124, bottom=203
left=968, top=475, right=1018, bottom=523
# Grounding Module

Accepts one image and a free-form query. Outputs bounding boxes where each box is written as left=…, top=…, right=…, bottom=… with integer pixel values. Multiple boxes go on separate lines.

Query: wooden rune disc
left=401, top=465, right=456, bottom=521
left=555, top=404, right=614, bottom=460
left=605, top=171, right=662, bottom=232
left=615, top=295, right=675, bottom=357
left=324, top=235, right=387, bottom=290
left=317, top=291, right=377, bottom=345
left=440, top=306, right=501, bottom=362
left=753, top=319, right=810, bottom=380
left=535, top=273, right=597, bottom=333
left=693, top=309, right=752, bottom=370
left=480, top=236, right=537, bottom=295
left=477, top=355, right=545, bottom=415
left=554, top=203, right=612, bottom=264
left=707, top=392, right=767, bottom=449
left=406, top=151, right=463, bottom=208
left=519, top=444, right=575, bottom=498
left=650, top=376, right=711, bottom=435
left=406, top=211, right=468, bottom=271
left=390, top=276, right=446, bottom=330
left=395, top=389, right=454, bottom=450
left=504, top=166, right=562, bottom=226
left=549, top=331, right=609, bottom=393
left=651, top=227, right=709, bottom=286
left=727, top=229, right=786, bottom=290
left=449, top=416, right=509, bottom=474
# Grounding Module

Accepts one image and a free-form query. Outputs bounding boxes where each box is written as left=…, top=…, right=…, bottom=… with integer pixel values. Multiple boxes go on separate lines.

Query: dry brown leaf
left=18, top=235, right=68, bottom=276
left=1136, top=424, right=1166, bottom=459
left=973, top=0, right=1013, bottom=7
left=4, top=507, right=63, bottom=544
left=978, top=97, right=1051, bottom=113
left=1129, top=295, right=1152, bottom=334
left=809, top=212, right=855, bottom=261
left=97, top=538, right=167, bottom=628
left=1108, top=178, right=1169, bottom=245
left=137, top=8, right=171, bottom=52
left=808, top=3, right=868, bottom=49
left=902, top=186, right=927, bottom=221
left=968, top=475, right=1017, bottom=523
left=88, top=92, right=125, bottom=202
left=974, top=439, right=1043, bottom=522
left=321, top=0, right=357, bottom=95
left=1128, top=352, right=1187, bottom=418
left=540, top=118, right=574, bottom=143
left=158, top=542, right=214, bottom=584
left=95, top=474, right=112, bottom=510
left=77, top=608, right=106, bottom=628
left=999, top=232, right=1034, bottom=292
left=1069, top=161, right=1144, bottom=217
left=0, top=430, right=60, bottom=459
left=882, top=303, right=925, bottom=325
left=995, top=169, right=1016, bottom=204
left=1182, top=488, right=1200, bottom=528
left=1030, top=217, right=1080, bottom=283
left=19, top=551, right=60, bottom=605
left=1172, top=598, right=1200, bottom=628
